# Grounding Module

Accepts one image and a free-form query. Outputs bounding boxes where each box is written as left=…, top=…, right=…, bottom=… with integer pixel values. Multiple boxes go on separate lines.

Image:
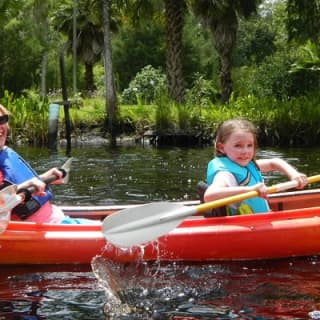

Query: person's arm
left=17, top=168, right=64, bottom=197
left=204, top=171, right=268, bottom=203
left=257, top=158, right=307, bottom=189
left=17, top=177, right=47, bottom=196
left=39, top=168, right=64, bottom=185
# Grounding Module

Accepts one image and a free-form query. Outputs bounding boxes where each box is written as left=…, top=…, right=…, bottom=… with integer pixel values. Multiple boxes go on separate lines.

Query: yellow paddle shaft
left=196, top=174, right=320, bottom=214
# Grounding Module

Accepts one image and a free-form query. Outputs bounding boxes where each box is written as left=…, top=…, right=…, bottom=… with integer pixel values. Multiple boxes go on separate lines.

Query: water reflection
left=0, top=264, right=105, bottom=320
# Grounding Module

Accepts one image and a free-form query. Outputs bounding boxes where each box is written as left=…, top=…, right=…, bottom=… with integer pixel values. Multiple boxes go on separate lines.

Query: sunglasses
left=0, top=115, right=8, bottom=125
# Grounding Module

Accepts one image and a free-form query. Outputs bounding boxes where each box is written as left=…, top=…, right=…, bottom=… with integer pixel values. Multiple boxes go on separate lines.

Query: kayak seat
left=196, top=181, right=227, bottom=217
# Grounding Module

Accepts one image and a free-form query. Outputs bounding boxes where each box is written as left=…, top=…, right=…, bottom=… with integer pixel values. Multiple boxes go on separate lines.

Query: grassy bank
left=2, top=91, right=320, bottom=147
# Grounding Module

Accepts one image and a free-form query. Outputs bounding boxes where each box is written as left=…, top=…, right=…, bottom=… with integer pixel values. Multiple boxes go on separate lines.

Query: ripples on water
left=1, top=145, right=320, bottom=319
left=15, top=145, right=320, bottom=206
left=1, top=257, right=320, bottom=319
left=91, top=255, right=320, bottom=319
left=0, top=264, right=105, bottom=319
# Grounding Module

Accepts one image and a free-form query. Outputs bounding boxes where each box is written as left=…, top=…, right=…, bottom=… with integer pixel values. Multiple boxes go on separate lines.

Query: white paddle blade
left=0, top=185, right=22, bottom=234
left=61, top=157, right=73, bottom=183
left=102, top=202, right=195, bottom=248
left=0, top=185, right=22, bottom=214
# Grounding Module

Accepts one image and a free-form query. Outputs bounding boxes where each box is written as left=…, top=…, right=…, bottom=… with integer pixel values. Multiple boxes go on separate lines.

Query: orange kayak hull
left=1, top=207, right=319, bottom=264
left=1, top=189, right=320, bottom=264
left=104, top=207, right=320, bottom=262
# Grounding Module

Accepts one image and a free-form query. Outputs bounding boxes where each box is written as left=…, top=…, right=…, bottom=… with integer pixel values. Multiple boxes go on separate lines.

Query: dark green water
left=0, top=145, right=320, bottom=319
left=15, top=145, right=320, bottom=206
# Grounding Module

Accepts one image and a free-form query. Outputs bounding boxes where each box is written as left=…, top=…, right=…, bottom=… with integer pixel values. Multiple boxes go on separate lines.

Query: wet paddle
left=0, top=157, right=73, bottom=233
left=102, top=175, right=320, bottom=248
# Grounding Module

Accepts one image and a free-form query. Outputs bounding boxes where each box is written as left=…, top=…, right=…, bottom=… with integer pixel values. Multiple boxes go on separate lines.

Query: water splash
left=91, top=251, right=228, bottom=319
left=91, top=255, right=131, bottom=318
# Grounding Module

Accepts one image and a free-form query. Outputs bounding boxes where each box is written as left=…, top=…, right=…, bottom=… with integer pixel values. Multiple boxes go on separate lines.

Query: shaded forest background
left=1, top=0, right=320, bottom=147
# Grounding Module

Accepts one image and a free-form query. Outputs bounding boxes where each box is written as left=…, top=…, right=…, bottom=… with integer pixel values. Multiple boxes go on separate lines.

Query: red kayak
left=1, top=189, right=320, bottom=264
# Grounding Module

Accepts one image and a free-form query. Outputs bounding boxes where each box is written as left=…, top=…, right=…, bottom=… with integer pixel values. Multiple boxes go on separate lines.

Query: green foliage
left=121, top=65, right=167, bottom=105
left=112, top=21, right=166, bottom=91
left=120, top=104, right=155, bottom=135
left=287, top=0, right=320, bottom=43
left=288, top=41, right=320, bottom=95
left=155, top=102, right=174, bottom=133
left=218, top=93, right=320, bottom=146
left=290, top=41, right=320, bottom=72
left=185, top=73, right=219, bottom=107
left=234, top=51, right=293, bottom=99
left=0, top=90, right=49, bottom=145
left=0, top=4, right=43, bottom=96
left=2, top=90, right=320, bottom=147
left=235, top=16, right=276, bottom=66
left=1, top=0, right=320, bottom=147
left=69, top=96, right=105, bottom=130
left=182, top=14, right=219, bottom=84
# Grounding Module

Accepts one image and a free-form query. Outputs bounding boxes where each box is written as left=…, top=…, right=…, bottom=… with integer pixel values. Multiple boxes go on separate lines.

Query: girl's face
left=216, top=130, right=255, bottom=166
left=0, top=111, right=8, bottom=148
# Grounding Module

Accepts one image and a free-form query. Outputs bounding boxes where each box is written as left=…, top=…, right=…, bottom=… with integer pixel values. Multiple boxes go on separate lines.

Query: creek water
left=1, top=144, right=320, bottom=319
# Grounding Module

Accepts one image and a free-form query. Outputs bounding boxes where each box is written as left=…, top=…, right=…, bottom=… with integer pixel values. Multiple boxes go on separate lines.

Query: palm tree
left=123, top=0, right=187, bottom=103
left=189, top=0, right=260, bottom=103
left=51, top=0, right=104, bottom=93
left=101, top=0, right=119, bottom=145
left=76, top=21, right=104, bottom=92
left=32, top=0, right=55, bottom=97
left=165, top=0, right=187, bottom=103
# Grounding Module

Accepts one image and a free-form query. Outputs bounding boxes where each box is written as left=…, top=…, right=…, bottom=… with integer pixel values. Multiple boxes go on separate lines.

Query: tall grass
left=1, top=90, right=49, bottom=145
left=1, top=90, right=320, bottom=147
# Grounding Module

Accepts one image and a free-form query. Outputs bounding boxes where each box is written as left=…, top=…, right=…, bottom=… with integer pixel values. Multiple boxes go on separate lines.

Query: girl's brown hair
left=214, top=119, right=259, bottom=169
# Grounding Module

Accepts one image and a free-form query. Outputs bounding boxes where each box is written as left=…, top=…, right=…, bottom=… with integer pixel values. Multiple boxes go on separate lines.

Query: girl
left=204, top=119, right=308, bottom=214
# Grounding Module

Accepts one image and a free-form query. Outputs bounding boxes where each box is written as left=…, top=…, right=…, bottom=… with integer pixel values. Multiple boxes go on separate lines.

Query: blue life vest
left=206, top=157, right=269, bottom=214
left=0, top=147, right=52, bottom=218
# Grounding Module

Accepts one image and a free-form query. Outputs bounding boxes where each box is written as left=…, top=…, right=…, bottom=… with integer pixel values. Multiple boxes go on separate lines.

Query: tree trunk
left=165, top=0, right=186, bottom=104
left=101, top=0, right=118, bottom=146
left=40, top=51, right=47, bottom=97
left=211, top=12, right=237, bottom=104
left=219, top=52, right=233, bottom=104
left=84, top=62, right=96, bottom=92
left=72, top=0, right=77, bottom=95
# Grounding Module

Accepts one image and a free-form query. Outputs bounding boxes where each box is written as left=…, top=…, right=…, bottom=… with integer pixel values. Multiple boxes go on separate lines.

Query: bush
left=185, top=73, right=219, bottom=107
left=121, top=65, right=167, bottom=104
left=242, top=52, right=293, bottom=99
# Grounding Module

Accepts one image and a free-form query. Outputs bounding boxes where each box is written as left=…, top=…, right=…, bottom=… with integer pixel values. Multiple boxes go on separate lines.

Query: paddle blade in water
left=102, top=202, right=194, bottom=248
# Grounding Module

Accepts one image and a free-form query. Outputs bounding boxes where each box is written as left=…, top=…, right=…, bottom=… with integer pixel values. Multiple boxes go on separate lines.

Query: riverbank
left=57, top=120, right=314, bottom=148
left=4, top=93, right=320, bottom=148
left=58, top=95, right=320, bottom=148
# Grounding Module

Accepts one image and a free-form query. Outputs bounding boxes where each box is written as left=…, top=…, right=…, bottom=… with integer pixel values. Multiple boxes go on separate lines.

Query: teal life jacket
left=206, top=156, right=269, bottom=214
left=0, top=147, right=52, bottom=219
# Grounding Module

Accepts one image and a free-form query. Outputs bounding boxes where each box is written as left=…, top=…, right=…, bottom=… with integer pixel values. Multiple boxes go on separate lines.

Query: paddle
left=102, top=175, right=320, bottom=248
left=0, top=157, right=73, bottom=233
